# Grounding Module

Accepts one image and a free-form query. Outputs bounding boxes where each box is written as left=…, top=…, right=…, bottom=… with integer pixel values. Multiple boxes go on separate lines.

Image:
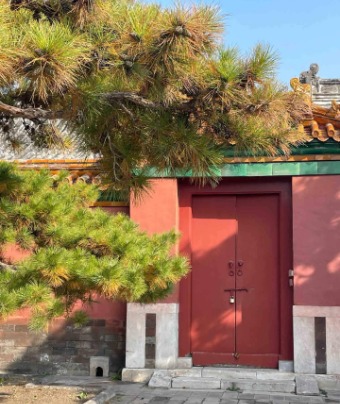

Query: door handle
left=228, top=261, right=235, bottom=276
left=237, top=261, right=244, bottom=276
left=288, top=269, right=294, bottom=287
left=224, top=288, right=248, bottom=293
left=225, top=288, right=248, bottom=305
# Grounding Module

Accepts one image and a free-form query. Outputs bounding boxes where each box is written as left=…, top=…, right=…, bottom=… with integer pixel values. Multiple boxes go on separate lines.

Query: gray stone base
left=294, top=306, right=340, bottom=374
left=279, top=360, right=294, bottom=373
left=126, top=303, right=189, bottom=370
left=125, top=304, right=340, bottom=376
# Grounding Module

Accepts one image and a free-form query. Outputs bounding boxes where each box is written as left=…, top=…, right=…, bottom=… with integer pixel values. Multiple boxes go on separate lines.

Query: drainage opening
left=96, top=367, right=103, bottom=377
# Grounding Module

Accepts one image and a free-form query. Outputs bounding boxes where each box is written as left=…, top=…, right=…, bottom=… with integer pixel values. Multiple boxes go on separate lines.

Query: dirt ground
left=0, top=384, right=96, bottom=403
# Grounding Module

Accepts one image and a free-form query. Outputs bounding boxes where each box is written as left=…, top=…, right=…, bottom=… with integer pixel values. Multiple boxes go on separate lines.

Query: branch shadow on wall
left=0, top=298, right=126, bottom=377
left=293, top=176, right=340, bottom=306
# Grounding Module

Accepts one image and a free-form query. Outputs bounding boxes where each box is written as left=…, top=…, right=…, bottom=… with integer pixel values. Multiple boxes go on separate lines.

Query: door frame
left=178, top=177, right=293, bottom=365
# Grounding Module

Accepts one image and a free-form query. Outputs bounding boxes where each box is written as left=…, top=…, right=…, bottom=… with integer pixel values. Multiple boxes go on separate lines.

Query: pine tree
left=0, top=162, right=188, bottom=329
left=0, top=0, right=309, bottom=193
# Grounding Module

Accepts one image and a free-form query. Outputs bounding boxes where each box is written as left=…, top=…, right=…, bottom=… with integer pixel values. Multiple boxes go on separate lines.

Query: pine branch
left=117, top=101, right=135, bottom=119
left=102, top=92, right=195, bottom=112
left=102, top=92, right=162, bottom=109
left=0, top=92, right=194, bottom=121
left=0, top=101, right=63, bottom=120
left=9, top=0, right=68, bottom=22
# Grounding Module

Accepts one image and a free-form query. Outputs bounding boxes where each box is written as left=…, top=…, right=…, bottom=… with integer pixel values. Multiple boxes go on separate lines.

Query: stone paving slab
left=202, top=369, right=257, bottom=380
left=122, top=370, right=155, bottom=383
left=53, top=377, right=335, bottom=404
left=172, top=377, right=221, bottom=390
left=256, top=373, right=295, bottom=382
left=296, top=376, right=319, bottom=396
left=28, top=374, right=340, bottom=404
left=106, top=384, right=340, bottom=404
left=149, top=373, right=172, bottom=389
left=201, top=369, right=295, bottom=383
left=221, top=380, right=295, bottom=394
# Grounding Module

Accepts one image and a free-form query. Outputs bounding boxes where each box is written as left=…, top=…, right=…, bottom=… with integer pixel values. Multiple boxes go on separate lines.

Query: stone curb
left=25, top=383, right=95, bottom=391
left=84, top=387, right=116, bottom=404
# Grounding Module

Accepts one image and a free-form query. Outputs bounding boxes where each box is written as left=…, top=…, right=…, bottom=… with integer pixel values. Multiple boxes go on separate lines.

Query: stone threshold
left=122, top=367, right=336, bottom=397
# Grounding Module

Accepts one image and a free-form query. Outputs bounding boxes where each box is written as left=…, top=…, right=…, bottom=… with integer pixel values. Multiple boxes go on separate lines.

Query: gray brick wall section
left=0, top=318, right=125, bottom=376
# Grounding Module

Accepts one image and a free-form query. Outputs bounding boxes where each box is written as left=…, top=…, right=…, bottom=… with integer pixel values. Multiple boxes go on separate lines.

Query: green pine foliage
left=0, top=0, right=309, bottom=193
left=0, top=162, right=189, bottom=329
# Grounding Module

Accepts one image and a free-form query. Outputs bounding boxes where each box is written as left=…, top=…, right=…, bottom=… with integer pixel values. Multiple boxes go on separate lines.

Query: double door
left=190, top=193, right=286, bottom=367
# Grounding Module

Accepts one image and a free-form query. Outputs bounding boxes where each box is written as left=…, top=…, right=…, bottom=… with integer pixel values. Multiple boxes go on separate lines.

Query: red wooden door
left=191, top=193, right=282, bottom=367
left=191, top=196, right=237, bottom=360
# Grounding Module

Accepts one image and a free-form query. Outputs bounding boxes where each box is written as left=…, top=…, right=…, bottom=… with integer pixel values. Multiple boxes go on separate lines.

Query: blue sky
left=144, top=0, right=340, bottom=86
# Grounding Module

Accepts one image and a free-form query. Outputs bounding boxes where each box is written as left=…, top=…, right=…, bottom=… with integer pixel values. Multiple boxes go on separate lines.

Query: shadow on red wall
left=293, top=175, right=340, bottom=306
left=0, top=300, right=126, bottom=376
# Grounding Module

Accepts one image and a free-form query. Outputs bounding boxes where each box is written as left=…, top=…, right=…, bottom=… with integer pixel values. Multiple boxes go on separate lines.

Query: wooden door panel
left=179, top=178, right=293, bottom=367
left=191, top=196, right=236, bottom=355
left=235, top=195, right=280, bottom=362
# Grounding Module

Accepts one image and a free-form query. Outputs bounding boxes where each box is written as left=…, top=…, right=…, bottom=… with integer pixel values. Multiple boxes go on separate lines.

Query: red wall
left=130, top=179, right=180, bottom=303
left=2, top=206, right=129, bottom=320
left=130, top=179, right=178, bottom=237
left=293, top=175, right=340, bottom=306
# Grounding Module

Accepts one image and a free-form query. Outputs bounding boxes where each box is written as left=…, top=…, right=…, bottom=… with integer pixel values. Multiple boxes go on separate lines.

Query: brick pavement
left=107, top=382, right=340, bottom=404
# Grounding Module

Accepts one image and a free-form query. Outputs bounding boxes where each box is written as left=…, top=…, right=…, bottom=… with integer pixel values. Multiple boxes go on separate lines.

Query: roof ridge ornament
left=290, top=77, right=312, bottom=105
left=330, top=100, right=340, bottom=117
left=299, top=63, right=319, bottom=85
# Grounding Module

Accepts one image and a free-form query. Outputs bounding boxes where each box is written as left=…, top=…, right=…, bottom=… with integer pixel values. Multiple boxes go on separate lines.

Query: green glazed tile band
left=143, top=160, right=340, bottom=178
